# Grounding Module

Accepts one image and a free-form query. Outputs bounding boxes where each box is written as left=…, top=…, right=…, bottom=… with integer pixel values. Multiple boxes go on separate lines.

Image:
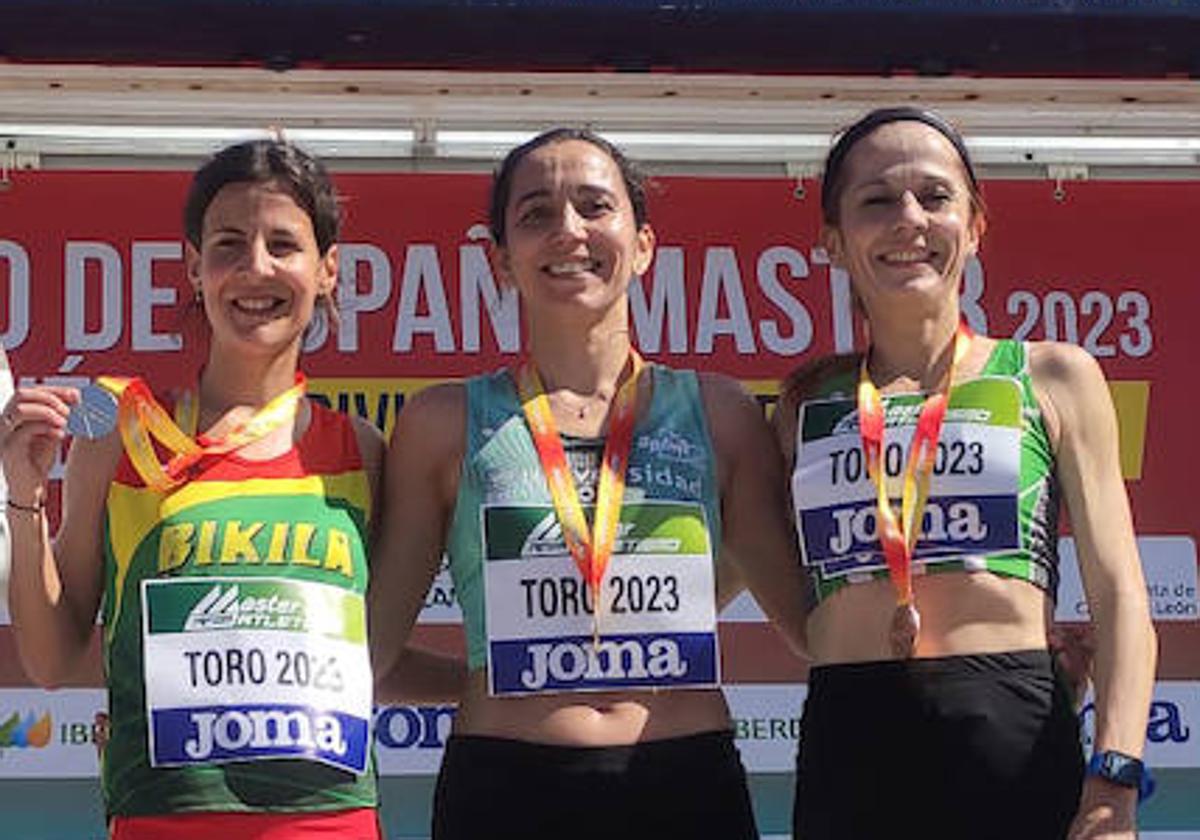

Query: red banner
left=1, top=170, right=1199, bottom=832
left=2, top=172, right=1193, bottom=532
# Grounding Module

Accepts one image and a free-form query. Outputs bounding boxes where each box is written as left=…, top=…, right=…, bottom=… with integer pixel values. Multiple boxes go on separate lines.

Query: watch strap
left=1087, top=750, right=1156, bottom=803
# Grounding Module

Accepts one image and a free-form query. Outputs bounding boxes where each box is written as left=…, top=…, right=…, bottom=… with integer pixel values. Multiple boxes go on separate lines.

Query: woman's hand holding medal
left=2, top=382, right=118, bottom=509
left=1, top=385, right=75, bottom=507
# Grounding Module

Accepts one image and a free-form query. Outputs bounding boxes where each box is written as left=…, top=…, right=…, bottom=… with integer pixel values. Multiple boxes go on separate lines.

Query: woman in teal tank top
left=370, top=128, right=808, bottom=838
left=776, top=108, right=1157, bottom=840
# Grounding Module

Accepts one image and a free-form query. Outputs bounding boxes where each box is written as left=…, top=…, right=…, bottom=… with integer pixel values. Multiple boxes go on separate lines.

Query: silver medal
left=66, top=383, right=118, bottom=440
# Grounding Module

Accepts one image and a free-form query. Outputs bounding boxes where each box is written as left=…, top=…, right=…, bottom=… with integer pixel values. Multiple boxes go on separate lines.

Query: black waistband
left=443, top=730, right=736, bottom=774
left=809, top=648, right=1053, bottom=685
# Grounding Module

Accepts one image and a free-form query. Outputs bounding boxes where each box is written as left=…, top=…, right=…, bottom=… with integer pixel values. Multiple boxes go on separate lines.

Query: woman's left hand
left=1067, top=778, right=1137, bottom=839
left=1048, top=622, right=1096, bottom=710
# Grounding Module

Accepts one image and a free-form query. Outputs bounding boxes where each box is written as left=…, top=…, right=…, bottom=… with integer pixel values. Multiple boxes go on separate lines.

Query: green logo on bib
left=144, top=578, right=365, bottom=643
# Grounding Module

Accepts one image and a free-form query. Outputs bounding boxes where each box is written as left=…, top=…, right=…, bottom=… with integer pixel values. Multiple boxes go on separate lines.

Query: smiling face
left=821, top=121, right=983, bottom=315
left=492, top=139, right=655, bottom=324
left=186, top=180, right=337, bottom=356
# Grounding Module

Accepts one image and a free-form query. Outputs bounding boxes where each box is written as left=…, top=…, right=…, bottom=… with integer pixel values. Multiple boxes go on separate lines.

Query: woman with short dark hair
left=3, top=138, right=385, bottom=839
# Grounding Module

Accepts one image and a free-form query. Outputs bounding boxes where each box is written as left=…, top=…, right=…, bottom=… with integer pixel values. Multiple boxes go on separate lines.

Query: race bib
left=483, top=501, right=719, bottom=695
left=141, top=576, right=372, bottom=774
left=794, top=377, right=1024, bottom=577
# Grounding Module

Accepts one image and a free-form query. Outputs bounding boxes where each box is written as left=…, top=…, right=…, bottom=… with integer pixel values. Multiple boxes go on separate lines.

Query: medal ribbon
left=97, top=373, right=306, bottom=493
left=515, top=351, right=645, bottom=626
left=857, top=323, right=972, bottom=607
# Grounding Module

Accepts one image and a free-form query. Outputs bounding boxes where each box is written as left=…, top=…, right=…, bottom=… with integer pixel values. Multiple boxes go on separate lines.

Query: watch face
left=1100, top=751, right=1143, bottom=786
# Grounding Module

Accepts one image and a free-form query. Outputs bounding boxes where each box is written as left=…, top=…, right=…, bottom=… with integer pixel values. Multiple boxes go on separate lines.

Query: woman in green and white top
left=776, top=107, right=1157, bottom=840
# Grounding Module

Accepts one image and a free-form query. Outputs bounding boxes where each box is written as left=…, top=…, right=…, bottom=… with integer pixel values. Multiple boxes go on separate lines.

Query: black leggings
left=794, top=650, right=1084, bottom=840
left=433, top=731, right=758, bottom=840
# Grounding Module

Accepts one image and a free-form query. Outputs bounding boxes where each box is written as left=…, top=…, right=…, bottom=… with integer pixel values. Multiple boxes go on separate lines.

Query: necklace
left=551, top=390, right=612, bottom=420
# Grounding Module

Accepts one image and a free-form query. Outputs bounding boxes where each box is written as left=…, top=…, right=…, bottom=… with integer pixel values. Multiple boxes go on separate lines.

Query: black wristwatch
left=1086, top=750, right=1156, bottom=803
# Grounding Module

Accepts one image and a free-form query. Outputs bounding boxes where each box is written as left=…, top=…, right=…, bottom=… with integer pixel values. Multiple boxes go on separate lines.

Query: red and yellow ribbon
left=856, top=323, right=972, bottom=609
left=98, top=373, right=306, bottom=493
left=515, top=352, right=645, bottom=635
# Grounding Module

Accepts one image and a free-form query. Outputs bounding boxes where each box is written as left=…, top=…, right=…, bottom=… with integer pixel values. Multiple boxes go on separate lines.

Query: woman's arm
left=700, top=372, right=808, bottom=658
left=770, top=377, right=802, bottom=479
left=1032, top=342, right=1157, bottom=837
left=350, top=412, right=386, bottom=533
left=368, top=383, right=469, bottom=704
left=3, top=385, right=114, bottom=688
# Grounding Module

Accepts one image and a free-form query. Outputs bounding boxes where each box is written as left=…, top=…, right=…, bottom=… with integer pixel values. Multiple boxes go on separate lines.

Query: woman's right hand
left=1, top=385, right=79, bottom=502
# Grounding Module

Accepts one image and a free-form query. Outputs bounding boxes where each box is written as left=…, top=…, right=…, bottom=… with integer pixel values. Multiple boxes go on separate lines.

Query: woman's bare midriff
left=807, top=571, right=1051, bottom=665
left=452, top=673, right=733, bottom=746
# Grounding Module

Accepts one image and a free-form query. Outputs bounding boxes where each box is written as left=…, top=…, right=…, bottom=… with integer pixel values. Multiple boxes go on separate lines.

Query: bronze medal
left=890, top=602, right=920, bottom=659
left=859, top=324, right=973, bottom=662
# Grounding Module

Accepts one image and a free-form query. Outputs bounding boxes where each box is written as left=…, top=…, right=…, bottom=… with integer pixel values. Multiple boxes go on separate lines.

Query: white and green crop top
left=790, top=339, right=1061, bottom=605
left=445, top=364, right=723, bottom=694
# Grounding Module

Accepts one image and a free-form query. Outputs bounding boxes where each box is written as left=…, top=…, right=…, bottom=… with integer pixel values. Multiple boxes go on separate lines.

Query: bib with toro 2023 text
left=481, top=362, right=720, bottom=696
left=141, top=576, right=372, bottom=775
left=483, top=498, right=719, bottom=695
left=792, top=376, right=1024, bottom=585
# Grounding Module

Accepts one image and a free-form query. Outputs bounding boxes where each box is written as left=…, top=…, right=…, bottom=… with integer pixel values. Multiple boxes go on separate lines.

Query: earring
left=193, top=287, right=203, bottom=304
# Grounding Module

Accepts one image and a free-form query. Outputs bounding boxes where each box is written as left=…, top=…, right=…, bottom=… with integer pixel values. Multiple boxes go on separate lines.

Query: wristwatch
left=1086, top=750, right=1156, bottom=803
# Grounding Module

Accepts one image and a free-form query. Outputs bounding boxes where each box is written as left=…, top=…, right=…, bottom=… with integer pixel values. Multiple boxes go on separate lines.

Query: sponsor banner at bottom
left=1080, top=682, right=1198, bottom=768
left=727, top=685, right=807, bottom=772
left=374, top=704, right=457, bottom=775
left=0, top=689, right=105, bottom=778
left=150, top=703, right=370, bottom=775
left=0, top=680, right=1195, bottom=780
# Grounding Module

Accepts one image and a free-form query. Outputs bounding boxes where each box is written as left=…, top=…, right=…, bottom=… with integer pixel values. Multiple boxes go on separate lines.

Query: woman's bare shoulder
left=781, top=353, right=860, bottom=405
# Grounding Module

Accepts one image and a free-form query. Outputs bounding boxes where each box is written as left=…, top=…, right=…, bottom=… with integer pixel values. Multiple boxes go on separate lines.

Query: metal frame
left=3, top=66, right=1200, bottom=178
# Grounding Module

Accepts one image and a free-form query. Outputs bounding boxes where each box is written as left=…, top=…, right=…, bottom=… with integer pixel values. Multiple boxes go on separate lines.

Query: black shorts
left=432, top=731, right=758, bottom=840
left=794, top=650, right=1083, bottom=840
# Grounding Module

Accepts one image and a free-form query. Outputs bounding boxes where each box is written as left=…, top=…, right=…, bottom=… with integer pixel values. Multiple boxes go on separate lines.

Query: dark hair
left=820, top=107, right=984, bottom=225
left=488, top=127, right=649, bottom=245
left=183, top=139, right=340, bottom=254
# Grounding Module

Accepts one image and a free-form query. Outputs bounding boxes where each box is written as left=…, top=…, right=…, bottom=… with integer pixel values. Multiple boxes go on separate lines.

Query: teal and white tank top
left=446, top=364, right=723, bottom=695
left=791, top=339, right=1060, bottom=605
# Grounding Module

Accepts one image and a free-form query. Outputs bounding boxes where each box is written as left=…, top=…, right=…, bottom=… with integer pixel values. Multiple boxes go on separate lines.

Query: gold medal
left=889, top=602, right=921, bottom=659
